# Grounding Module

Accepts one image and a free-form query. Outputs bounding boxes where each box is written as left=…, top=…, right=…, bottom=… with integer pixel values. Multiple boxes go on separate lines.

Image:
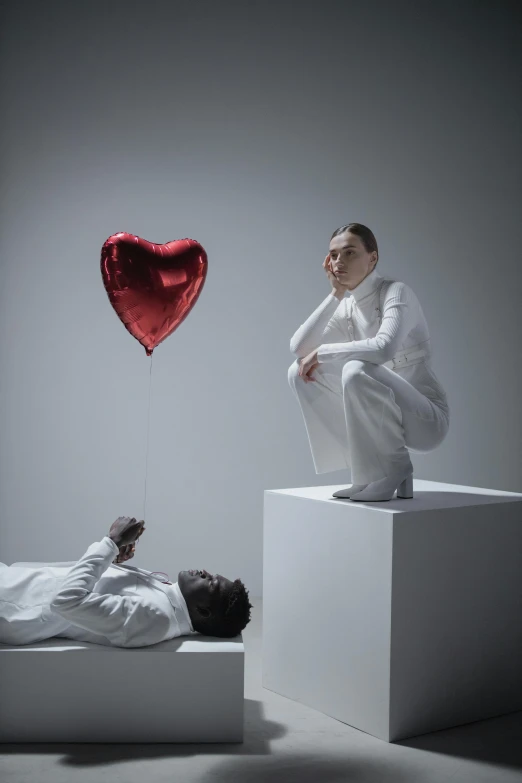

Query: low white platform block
left=262, top=479, right=522, bottom=742
left=0, top=634, right=244, bottom=743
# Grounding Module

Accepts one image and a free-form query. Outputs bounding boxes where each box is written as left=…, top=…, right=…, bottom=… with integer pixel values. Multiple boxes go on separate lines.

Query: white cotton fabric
left=0, top=536, right=197, bottom=647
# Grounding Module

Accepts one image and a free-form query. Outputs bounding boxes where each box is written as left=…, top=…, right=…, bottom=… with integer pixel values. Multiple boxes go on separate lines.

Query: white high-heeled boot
left=332, top=484, right=369, bottom=499
left=349, top=468, right=414, bottom=502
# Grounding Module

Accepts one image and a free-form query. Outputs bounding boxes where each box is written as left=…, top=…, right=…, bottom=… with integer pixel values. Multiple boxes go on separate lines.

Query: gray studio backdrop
left=1, top=1, right=520, bottom=596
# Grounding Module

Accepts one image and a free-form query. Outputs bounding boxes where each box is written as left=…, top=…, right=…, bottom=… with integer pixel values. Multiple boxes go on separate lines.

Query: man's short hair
left=210, top=578, right=253, bottom=638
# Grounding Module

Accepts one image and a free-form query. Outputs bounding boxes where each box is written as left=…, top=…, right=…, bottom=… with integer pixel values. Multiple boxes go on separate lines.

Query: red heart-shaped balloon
left=101, top=233, right=208, bottom=355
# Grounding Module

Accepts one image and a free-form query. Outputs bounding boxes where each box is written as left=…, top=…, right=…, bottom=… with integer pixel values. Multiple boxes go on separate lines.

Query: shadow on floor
left=168, top=710, right=522, bottom=783
left=186, top=753, right=439, bottom=783
left=395, top=710, right=522, bottom=769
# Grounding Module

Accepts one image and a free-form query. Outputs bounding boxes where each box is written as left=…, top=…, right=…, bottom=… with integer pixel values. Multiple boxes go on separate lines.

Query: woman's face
left=328, top=232, right=377, bottom=288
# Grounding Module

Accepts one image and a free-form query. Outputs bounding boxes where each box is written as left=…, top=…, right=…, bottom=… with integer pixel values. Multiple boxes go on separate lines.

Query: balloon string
left=143, top=353, right=153, bottom=521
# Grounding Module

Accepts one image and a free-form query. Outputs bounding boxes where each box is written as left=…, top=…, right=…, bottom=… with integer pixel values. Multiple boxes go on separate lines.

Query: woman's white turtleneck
left=289, top=267, right=431, bottom=366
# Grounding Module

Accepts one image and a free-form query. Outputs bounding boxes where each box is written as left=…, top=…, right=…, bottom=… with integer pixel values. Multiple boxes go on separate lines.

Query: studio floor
left=1, top=598, right=521, bottom=783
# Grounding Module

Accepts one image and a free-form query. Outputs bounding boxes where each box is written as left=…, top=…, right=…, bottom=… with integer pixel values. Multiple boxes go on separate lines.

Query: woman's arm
left=317, top=282, right=411, bottom=364
left=290, top=293, right=347, bottom=358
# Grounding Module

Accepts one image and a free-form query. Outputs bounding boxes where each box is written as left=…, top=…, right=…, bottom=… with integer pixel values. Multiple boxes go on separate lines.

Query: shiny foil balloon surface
left=101, top=233, right=208, bottom=355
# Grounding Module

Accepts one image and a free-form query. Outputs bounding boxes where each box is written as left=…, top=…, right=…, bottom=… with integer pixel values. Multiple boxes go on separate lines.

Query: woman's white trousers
left=288, top=358, right=449, bottom=485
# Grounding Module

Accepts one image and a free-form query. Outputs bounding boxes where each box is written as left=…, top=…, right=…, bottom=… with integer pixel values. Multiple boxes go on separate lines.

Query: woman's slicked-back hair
left=330, top=223, right=379, bottom=263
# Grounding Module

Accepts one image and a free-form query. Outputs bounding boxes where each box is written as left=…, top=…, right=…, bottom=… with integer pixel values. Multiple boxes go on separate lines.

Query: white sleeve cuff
left=104, top=536, right=120, bottom=553
left=317, top=343, right=350, bottom=363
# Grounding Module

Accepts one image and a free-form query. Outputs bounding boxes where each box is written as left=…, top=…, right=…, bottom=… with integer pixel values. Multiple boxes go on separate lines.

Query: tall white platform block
left=262, top=479, right=522, bottom=742
left=0, top=634, right=244, bottom=743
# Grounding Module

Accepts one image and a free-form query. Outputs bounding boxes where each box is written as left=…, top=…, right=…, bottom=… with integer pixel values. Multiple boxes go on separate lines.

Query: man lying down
left=0, top=516, right=253, bottom=648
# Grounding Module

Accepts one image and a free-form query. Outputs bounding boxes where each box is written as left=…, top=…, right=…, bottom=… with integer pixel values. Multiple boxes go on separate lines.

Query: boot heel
left=397, top=473, right=413, bottom=499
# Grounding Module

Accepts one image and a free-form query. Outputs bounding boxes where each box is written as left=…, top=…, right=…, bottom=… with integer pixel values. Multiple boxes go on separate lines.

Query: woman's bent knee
left=288, top=359, right=300, bottom=386
left=341, top=359, right=369, bottom=387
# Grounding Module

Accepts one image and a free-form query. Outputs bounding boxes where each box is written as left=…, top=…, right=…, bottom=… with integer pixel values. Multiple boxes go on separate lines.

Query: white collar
left=113, top=559, right=198, bottom=635
left=171, top=581, right=197, bottom=635
left=346, top=266, right=383, bottom=304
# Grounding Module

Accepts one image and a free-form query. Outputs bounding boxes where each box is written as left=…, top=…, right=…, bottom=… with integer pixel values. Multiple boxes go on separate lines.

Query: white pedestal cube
left=262, top=479, right=522, bottom=742
left=0, top=634, right=244, bottom=743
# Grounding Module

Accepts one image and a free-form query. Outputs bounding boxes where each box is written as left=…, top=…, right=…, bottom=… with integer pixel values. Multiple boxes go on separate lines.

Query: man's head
left=178, top=569, right=253, bottom=638
left=329, top=222, right=379, bottom=290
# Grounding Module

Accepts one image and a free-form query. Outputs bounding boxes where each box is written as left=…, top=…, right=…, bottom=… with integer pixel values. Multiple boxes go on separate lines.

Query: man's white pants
left=288, top=359, right=449, bottom=485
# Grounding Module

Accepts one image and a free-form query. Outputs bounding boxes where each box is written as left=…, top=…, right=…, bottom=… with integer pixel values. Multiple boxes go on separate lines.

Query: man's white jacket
left=0, top=536, right=196, bottom=648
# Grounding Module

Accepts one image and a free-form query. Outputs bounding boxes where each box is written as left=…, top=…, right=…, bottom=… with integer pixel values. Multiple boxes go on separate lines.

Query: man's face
left=177, top=569, right=234, bottom=612
left=329, top=232, right=376, bottom=287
